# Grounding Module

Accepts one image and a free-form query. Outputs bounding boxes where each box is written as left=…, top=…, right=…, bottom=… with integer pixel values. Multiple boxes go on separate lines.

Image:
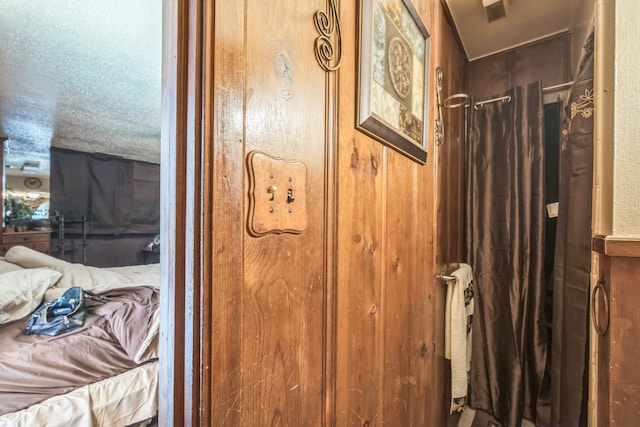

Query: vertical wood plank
left=434, top=3, right=468, bottom=426
left=159, top=0, right=196, bottom=424
left=186, top=0, right=204, bottom=423
left=335, top=0, right=384, bottom=424
left=334, top=0, right=464, bottom=426
left=241, top=0, right=327, bottom=425
left=466, top=54, right=511, bottom=97
left=467, top=34, right=572, bottom=99
left=382, top=152, right=423, bottom=424
left=609, top=256, right=640, bottom=426
left=512, top=34, right=572, bottom=88
left=593, top=253, right=610, bottom=427
left=335, top=135, right=384, bottom=425
left=209, top=0, right=246, bottom=426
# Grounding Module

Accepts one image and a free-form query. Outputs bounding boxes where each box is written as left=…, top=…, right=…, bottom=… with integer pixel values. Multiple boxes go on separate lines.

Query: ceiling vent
left=482, top=0, right=508, bottom=23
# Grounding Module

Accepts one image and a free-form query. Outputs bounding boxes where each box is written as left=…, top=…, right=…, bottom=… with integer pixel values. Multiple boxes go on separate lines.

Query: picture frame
left=357, top=0, right=430, bottom=164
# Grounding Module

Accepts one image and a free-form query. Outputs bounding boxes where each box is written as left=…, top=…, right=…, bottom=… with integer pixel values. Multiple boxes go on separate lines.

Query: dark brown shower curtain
left=549, top=26, right=594, bottom=427
left=465, top=81, right=547, bottom=426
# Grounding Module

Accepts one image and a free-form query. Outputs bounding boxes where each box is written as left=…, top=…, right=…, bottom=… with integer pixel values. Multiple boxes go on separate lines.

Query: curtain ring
left=442, top=93, right=470, bottom=109
left=591, top=278, right=609, bottom=336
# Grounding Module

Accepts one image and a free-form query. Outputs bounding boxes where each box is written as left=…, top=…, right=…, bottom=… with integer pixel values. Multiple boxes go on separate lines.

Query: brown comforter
left=0, top=286, right=158, bottom=415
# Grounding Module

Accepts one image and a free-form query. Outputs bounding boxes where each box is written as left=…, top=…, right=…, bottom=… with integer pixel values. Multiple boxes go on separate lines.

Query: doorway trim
left=159, top=0, right=205, bottom=424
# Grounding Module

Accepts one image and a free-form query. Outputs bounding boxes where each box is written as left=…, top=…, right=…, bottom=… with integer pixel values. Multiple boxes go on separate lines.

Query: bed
left=0, top=246, right=160, bottom=427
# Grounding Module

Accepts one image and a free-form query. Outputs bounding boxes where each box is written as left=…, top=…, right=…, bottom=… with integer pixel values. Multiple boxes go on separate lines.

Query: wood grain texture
left=382, top=149, right=430, bottom=425
left=246, top=151, right=308, bottom=236
left=606, top=256, right=640, bottom=426
left=593, top=235, right=640, bottom=258
left=511, top=34, right=572, bottom=89
left=335, top=1, right=395, bottom=424
left=173, top=0, right=467, bottom=425
left=434, top=4, right=468, bottom=426
left=201, top=0, right=330, bottom=424
left=334, top=136, right=384, bottom=425
left=593, top=254, right=610, bottom=427
left=207, top=0, right=246, bottom=426
left=334, top=1, right=383, bottom=425
left=335, top=0, right=461, bottom=425
left=241, top=0, right=327, bottom=425
left=593, top=251, right=640, bottom=427
left=466, top=33, right=572, bottom=98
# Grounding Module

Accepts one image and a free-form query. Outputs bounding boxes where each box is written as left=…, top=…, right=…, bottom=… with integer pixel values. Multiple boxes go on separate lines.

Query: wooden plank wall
left=335, top=1, right=466, bottom=426
left=592, top=238, right=640, bottom=427
left=208, top=1, right=330, bottom=425
left=433, top=4, right=468, bottom=425
left=606, top=256, right=640, bottom=426
left=466, top=34, right=572, bottom=98
left=198, top=0, right=467, bottom=425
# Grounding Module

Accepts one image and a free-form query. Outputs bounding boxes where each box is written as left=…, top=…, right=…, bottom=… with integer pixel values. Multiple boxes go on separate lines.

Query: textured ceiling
left=443, top=0, right=594, bottom=61
left=0, top=0, right=161, bottom=173
left=0, top=1, right=594, bottom=174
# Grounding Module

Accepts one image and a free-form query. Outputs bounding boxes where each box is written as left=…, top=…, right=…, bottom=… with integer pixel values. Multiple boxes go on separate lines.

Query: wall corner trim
left=592, top=235, right=640, bottom=257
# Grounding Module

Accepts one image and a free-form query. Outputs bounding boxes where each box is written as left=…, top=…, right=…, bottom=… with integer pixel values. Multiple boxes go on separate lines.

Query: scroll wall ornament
left=434, top=66, right=469, bottom=146
left=435, top=67, right=445, bottom=145
left=314, top=0, right=342, bottom=72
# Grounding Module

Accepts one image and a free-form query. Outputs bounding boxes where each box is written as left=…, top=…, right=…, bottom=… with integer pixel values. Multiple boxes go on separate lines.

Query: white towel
left=444, top=263, right=474, bottom=414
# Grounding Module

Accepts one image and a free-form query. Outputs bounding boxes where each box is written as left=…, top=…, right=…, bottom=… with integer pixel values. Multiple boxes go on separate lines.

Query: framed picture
left=357, top=0, right=430, bottom=164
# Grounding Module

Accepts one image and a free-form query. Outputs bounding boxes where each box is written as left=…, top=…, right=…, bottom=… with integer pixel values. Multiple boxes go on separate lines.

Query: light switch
left=247, top=150, right=307, bottom=236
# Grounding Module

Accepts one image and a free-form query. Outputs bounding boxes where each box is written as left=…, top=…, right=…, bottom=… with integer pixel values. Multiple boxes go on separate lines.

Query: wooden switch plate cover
left=247, top=150, right=307, bottom=236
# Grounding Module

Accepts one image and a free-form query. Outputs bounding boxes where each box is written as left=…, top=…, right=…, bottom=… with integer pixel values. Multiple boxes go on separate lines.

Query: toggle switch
left=268, top=185, right=278, bottom=201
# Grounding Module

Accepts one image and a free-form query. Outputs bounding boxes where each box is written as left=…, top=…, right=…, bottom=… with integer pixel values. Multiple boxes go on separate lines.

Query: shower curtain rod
left=472, top=81, right=575, bottom=109
left=542, top=81, right=574, bottom=92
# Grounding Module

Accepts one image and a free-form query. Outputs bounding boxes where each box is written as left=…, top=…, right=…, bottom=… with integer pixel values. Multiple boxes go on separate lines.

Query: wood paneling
left=593, top=235, right=640, bottom=258
left=335, top=2, right=383, bottom=426
left=210, top=0, right=329, bottom=425
left=593, top=245, right=640, bottom=427
left=607, top=256, right=640, bottom=426
left=434, top=5, right=469, bottom=426
left=165, top=0, right=467, bottom=425
left=335, top=1, right=463, bottom=426
left=593, top=236, right=640, bottom=426
left=435, top=0, right=467, bottom=276
left=466, top=34, right=572, bottom=98
left=208, top=0, right=245, bottom=425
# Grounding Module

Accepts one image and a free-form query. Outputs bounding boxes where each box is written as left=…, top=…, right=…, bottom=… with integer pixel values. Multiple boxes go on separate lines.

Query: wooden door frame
left=159, top=0, right=206, bottom=424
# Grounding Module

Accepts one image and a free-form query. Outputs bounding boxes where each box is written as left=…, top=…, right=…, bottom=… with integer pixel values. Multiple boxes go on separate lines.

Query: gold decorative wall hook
left=435, top=66, right=470, bottom=145
left=314, top=0, right=342, bottom=72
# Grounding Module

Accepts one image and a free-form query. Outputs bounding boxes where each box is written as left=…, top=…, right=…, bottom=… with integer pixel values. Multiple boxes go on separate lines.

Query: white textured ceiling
left=0, top=1, right=162, bottom=173
left=443, top=0, right=594, bottom=61
left=0, top=1, right=594, bottom=174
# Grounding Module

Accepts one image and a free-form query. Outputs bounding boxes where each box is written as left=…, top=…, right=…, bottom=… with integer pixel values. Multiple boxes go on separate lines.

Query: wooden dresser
left=0, top=230, right=51, bottom=256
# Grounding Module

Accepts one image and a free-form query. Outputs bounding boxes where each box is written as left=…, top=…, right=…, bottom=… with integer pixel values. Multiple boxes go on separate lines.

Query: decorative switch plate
left=247, top=150, right=308, bottom=237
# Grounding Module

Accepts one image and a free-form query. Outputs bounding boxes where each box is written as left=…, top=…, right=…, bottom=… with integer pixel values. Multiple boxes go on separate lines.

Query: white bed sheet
left=0, top=361, right=158, bottom=427
left=0, top=247, right=160, bottom=426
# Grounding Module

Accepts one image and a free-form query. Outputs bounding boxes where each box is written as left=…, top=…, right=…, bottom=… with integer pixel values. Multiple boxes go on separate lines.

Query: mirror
left=2, top=139, right=51, bottom=232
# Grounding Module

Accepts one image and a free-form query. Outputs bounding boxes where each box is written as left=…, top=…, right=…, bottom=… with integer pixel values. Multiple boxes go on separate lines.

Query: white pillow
left=0, top=257, right=23, bottom=274
left=4, top=245, right=126, bottom=290
left=0, top=268, right=63, bottom=324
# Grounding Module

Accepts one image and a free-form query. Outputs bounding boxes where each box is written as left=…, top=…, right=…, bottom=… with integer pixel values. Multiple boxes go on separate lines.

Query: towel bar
left=437, top=273, right=456, bottom=282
